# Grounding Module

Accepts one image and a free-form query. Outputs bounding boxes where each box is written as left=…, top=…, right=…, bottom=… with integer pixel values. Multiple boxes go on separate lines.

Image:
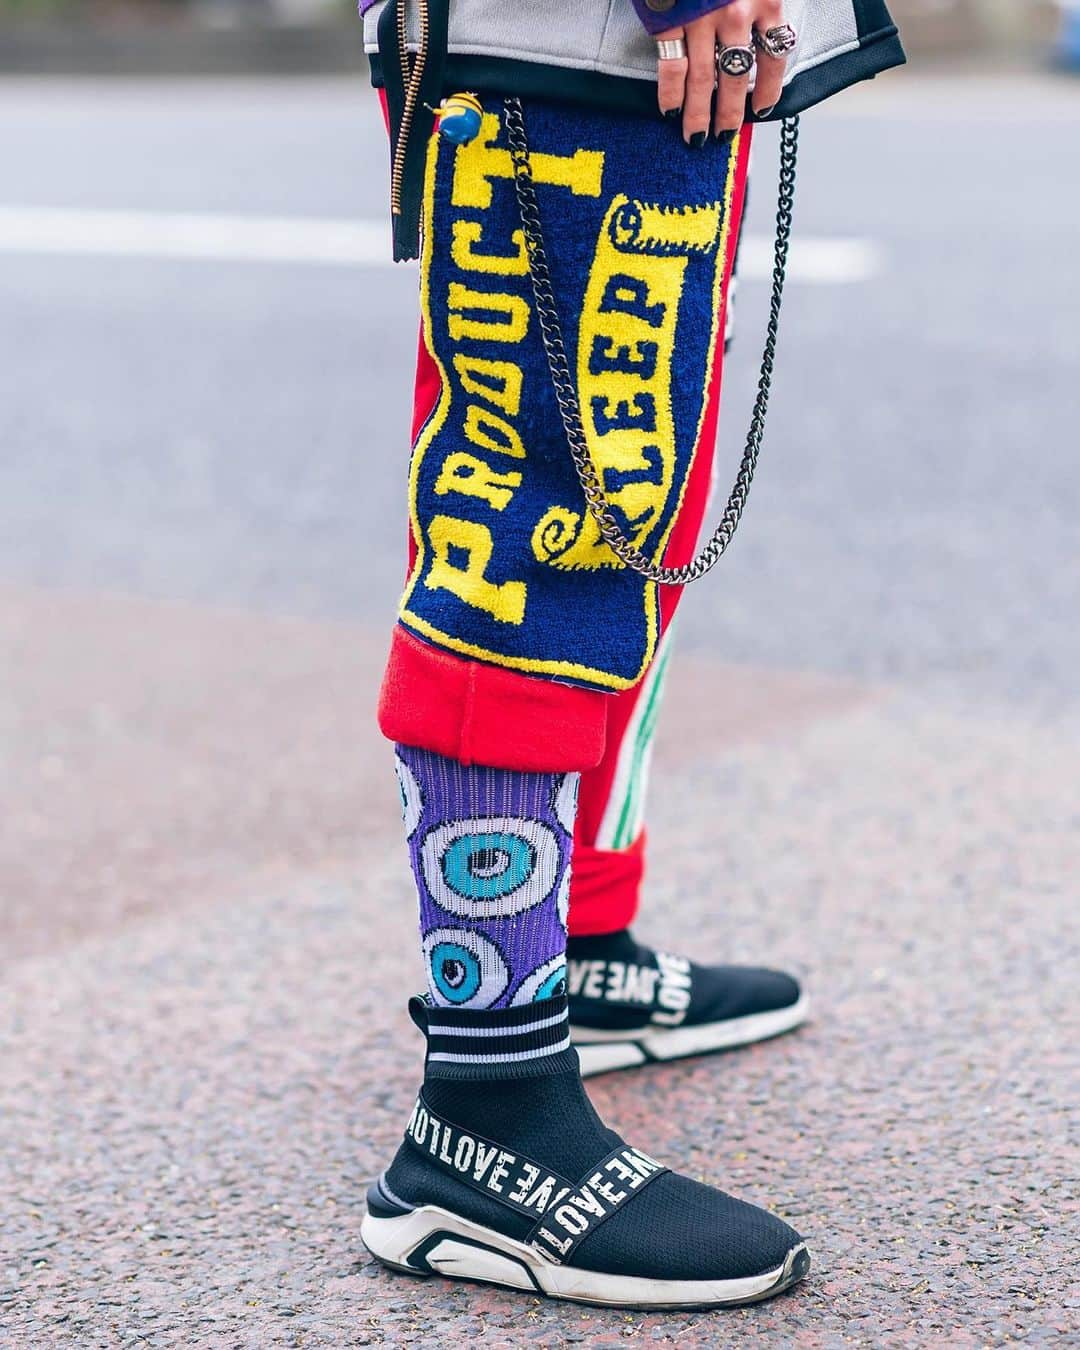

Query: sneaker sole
left=361, top=1204, right=810, bottom=1309
left=572, top=993, right=809, bottom=1078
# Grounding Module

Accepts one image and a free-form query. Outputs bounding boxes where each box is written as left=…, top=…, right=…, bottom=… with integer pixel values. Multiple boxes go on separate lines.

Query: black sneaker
left=567, top=930, right=808, bottom=1077
left=360, top=997, right=810, bottom=1309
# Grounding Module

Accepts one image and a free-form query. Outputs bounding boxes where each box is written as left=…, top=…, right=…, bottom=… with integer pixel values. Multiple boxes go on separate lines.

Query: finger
left=751, top=5, right=787, bottom=115
left=682, top=21, right=718, bottom=146
left=655, top=27, right=688, bottom=120
left=714, top=5, right=753, bottom=134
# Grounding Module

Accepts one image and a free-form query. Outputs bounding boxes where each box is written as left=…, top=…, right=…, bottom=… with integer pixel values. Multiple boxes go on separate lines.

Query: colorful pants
left=379, top=96, right=752, bottom=936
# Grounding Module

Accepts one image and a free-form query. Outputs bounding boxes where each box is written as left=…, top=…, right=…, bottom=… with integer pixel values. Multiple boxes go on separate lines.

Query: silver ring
left=752, top=23, right=797, bottom=57
left=655, top=37, right=688, bottom=61
left=717, top=44, right=755, bottom=78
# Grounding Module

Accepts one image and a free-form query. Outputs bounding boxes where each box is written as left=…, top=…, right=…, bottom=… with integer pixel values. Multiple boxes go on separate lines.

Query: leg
left=557, top=140, right=804, bottom=1072
left=568, top=623, right=676, bottom=938
left=395, top=746, right=577, bottom=1011
left=363, top=96, right=808, bottom=1308
left=568, top=150, right=752, bottom=942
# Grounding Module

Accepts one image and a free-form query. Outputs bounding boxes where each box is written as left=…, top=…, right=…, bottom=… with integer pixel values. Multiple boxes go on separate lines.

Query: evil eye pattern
left=420, top=817, right=561, bottom=918
left=422, top=926, right=509, bottom=1008
left=394, top=754, right=423, bottom=840
left=510, top=955, right=569, bottom=1005
left=552, top=773, right=580, bottom=834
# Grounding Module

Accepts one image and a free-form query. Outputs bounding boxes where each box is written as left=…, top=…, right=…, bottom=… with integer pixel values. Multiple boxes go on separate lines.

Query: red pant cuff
left=378, top=625, right=609, bottom=772
left=566, top=833, right=645, bottom=937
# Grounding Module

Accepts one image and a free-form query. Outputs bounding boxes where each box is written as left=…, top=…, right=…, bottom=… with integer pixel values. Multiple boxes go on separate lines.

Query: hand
left=656, top=1, right=790, bottom=145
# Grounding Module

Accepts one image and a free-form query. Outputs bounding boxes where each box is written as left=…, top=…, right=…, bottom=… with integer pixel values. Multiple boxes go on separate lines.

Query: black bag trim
left=368, top=20, right=905, bottom=127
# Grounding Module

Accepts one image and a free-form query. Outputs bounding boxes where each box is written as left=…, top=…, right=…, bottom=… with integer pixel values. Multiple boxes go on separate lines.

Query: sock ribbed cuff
left=411, top=995, right=577, bottom=1081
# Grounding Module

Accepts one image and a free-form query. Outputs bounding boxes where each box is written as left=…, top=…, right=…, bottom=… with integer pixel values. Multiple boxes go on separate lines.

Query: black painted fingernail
left=689, top=131, right=707, bottom=149
left=757, top=104, right=777, bottom=120
left=664, top=107, right=683, bottom=121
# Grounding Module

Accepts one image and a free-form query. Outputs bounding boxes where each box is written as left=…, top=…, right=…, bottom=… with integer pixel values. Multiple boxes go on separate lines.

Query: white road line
left=0, top=206, right=880, bottom=283
left=738, top=234, right=880, bottom=284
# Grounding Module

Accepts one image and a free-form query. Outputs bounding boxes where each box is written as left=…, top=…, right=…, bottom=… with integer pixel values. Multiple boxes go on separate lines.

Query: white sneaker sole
left=361, top=1204, right=809, bottom=1309
left=572, top=993, right=810, bottom=1078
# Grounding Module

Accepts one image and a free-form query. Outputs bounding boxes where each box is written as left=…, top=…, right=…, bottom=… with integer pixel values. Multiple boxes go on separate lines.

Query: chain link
left=503, top=96, right=799, bottom=586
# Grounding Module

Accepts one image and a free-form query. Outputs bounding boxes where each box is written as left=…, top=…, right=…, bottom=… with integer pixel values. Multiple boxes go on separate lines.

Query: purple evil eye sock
left=394, top=745, right=579, bottom=1019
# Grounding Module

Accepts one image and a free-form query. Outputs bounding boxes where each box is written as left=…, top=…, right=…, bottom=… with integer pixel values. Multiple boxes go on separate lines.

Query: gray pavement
left=1, top=72, right=1079, bottom=1346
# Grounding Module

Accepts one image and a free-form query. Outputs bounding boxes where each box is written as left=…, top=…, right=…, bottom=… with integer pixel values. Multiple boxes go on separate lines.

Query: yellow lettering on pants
left=425, top=516, right=527, bottom=625
left=451, top=220, right=528, bottom=276
left=448, top=283, right=530, bottom=343
left=535, top=194, right=724, bottom=571
left=434, top=453, right=522, bottom=511
left=464, top=404, right=526, bottom=459
left=452, top=115, right=604, bottom=211
left=452, top=356, right=523, bottom=416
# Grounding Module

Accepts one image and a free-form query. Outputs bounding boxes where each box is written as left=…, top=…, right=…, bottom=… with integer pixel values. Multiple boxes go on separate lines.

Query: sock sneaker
left=360, top=996, right=810, bottom=1309
left=566, top=930, right=808, bottom=1077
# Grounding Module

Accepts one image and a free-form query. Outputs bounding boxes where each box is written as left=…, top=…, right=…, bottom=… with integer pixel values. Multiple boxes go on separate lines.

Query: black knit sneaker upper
left=377, top=996, right=803, bottom=1282
left=566, top=929, right=802, bottom=1033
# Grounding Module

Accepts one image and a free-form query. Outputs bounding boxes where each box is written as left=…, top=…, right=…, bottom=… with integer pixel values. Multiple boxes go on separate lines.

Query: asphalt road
left=1, top=72, right=1078, bottom=1347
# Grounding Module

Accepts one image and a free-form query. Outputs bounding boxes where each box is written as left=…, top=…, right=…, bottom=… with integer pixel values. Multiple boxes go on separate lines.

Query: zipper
left=390, top=0, right=431, bottom=220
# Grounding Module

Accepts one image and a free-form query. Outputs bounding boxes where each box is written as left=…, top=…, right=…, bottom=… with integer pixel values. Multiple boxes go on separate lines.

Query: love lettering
left=529, top=1147, right=664, bottom=1261
left=405, top=1098, right=575, bottom=1216
left=405, top=1098, right=665, bottom=1266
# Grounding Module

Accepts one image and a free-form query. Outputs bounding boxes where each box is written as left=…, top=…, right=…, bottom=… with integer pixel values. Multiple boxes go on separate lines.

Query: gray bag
left=363, top=0, right=905, bottom=124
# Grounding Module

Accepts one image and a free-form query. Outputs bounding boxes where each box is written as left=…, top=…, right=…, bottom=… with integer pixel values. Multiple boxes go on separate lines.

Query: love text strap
left=525, top=1144, right=669, bottom=1264
left=403, top=1095, right=669, bottom=1266
left=404, top=1095, right=577, bottom=1224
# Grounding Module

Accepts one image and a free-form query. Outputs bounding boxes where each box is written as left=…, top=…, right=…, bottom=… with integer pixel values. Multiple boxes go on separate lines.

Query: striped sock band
left=416, top=995, right=575, bottom=1080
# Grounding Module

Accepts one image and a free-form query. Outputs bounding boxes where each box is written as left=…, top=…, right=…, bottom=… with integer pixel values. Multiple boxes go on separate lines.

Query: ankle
left=566, top=928, right=640, bottom=961
left=407, top=996, right=618, bottom=1180
left=412, top=994, right=576, bottom=1082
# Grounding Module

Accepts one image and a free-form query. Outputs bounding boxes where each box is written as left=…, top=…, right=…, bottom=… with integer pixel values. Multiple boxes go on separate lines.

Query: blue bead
left=438, top=95, right=483, bottom=145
